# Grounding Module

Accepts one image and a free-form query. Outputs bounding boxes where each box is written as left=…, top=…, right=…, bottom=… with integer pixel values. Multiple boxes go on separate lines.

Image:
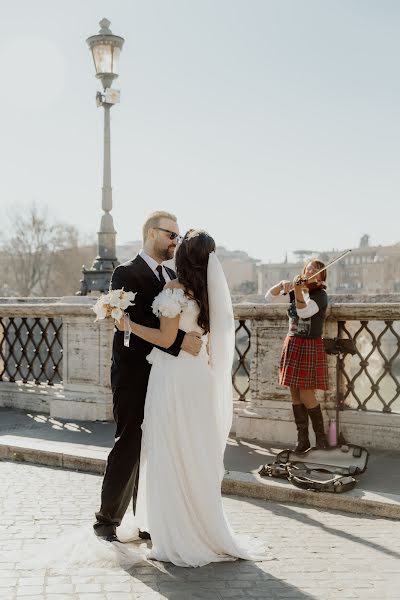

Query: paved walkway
left=0, top=408, right=400, bottom=519
left=1, top=460, right=400, bottom=600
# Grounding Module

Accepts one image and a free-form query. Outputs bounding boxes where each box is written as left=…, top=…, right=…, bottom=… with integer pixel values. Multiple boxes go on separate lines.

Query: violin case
left=259, top=444, right=369, bottom=493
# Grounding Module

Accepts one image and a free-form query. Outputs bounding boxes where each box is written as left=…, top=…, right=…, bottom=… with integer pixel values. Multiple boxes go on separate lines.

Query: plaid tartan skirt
left=279, top=336, right=329, bottom=390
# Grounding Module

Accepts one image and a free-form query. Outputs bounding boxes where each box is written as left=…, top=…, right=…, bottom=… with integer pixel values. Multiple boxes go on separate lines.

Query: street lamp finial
left=99, top=18, right=112, bottom=34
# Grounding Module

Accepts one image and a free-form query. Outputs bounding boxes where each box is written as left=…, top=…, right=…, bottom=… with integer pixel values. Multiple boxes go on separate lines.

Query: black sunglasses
left=154, top=227, right=182, bottom=241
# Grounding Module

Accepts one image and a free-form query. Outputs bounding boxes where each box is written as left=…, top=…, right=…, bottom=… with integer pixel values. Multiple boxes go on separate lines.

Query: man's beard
left=155, top=243, right=175, bottom=262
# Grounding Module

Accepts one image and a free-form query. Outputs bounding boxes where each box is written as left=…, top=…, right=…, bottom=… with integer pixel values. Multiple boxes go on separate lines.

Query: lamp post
left=78, top=18, right=125, bottom=295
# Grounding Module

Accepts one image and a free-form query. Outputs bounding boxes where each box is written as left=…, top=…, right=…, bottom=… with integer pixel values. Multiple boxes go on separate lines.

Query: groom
left=93, top=211, right=202, bottom=541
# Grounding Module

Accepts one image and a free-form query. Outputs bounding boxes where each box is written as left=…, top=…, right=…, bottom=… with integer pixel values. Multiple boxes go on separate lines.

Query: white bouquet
left=92, top=288, right=137, bottom=347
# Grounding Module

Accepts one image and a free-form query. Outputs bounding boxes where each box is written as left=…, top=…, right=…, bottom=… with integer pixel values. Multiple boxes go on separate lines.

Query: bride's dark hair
left=175, top=230, right=216, bottom=332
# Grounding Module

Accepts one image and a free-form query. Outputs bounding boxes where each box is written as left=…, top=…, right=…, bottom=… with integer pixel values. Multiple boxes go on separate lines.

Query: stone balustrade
left=0, top=299, right=399, bottom=449
left=0, top=301, right=114, bottom=421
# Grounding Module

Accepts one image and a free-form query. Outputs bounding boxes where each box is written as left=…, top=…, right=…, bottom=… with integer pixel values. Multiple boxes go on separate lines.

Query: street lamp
left=78, top=18, right=125, bottom=295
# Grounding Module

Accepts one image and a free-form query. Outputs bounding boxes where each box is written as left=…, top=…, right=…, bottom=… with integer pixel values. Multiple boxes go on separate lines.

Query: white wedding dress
left=134, top=285, right=270, bottom=567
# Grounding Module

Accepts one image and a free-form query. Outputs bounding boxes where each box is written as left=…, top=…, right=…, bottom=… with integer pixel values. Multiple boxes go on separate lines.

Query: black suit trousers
left=93, top=256, right=184, bottom=536
left=93, top=360, right=151, bottom=536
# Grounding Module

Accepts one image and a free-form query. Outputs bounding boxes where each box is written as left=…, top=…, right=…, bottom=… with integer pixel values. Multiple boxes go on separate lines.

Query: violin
left=293, top=275, right=326, bottom=292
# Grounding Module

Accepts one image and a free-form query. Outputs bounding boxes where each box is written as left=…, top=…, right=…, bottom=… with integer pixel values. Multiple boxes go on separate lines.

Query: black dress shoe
left=105, top=533, right=120, bottom=543
left=138, top=530, right=151, bottom=540
left=94, top=524, right=117, bottom=538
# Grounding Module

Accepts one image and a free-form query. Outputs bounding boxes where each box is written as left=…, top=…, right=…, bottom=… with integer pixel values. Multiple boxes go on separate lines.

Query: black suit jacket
left=110, top=255, right=185, bottom=388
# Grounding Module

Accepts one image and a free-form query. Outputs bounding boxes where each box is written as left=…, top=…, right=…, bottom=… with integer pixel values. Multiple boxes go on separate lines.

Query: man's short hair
left=142, top=211, right=177, bottom=242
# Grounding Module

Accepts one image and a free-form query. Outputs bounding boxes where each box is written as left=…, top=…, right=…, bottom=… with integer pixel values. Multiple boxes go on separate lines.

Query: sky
left=1, top=0, right=400, bottom=262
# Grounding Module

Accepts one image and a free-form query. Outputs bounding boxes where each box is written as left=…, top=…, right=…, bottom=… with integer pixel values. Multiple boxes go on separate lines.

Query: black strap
left=156, top=265, right=166, bottom=287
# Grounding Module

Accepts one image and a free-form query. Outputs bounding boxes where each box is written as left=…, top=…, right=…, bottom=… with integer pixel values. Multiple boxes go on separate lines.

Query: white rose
left=92, top=295, right=110, bottom=321
left=108, top=289, right=123, bottom=308
left=120, top=290, right=137, bottom=310
left=111, top=307, right=124, bottom=321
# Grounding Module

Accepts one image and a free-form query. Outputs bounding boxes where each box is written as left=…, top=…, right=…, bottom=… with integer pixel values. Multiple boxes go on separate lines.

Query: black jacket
left=110, top=254, right=185, bottom=387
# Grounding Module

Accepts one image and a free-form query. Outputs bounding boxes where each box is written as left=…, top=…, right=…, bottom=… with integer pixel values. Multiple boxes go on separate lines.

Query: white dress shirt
left=265, top=287, right=319, bottom=318
left=139, top=249, right=172, bottom=283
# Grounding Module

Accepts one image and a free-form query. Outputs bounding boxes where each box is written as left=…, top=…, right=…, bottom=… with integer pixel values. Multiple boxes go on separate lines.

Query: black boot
left=308, top=404, right=329, bottom=449
left=292, top=404, right=310, bottom=453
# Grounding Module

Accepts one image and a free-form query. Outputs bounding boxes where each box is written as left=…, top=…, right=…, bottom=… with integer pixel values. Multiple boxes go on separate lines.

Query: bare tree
left=0, top=203, right=95, bottom=297
left=49, top=242, right=96, bottom=297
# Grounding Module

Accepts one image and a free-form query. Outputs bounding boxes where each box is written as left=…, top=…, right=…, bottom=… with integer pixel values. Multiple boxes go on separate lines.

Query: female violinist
left=265, top=259, right=329, bottom=452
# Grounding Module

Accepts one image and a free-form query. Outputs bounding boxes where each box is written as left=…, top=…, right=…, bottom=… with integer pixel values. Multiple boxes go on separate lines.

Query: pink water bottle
left=328, top=419, right=337, bottom=447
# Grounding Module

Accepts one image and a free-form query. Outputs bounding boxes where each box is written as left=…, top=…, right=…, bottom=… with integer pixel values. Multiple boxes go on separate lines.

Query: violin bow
left=303, top=248, right=352, bottom=283
left=281, top=249, right=352, bottom=294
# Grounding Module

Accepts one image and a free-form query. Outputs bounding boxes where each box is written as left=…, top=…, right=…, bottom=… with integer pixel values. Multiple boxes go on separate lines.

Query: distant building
left=258, top=262, right=296, bottom=295
left=216, top=247, right=259, bottom=293
left=335, top=243, right=400, bottom=293
left=257, top=237, right=400, bottom=296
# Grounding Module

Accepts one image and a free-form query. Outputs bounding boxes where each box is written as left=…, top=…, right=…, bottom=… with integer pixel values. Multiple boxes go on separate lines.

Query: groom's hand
left=181, top=332, right=202, bottom=356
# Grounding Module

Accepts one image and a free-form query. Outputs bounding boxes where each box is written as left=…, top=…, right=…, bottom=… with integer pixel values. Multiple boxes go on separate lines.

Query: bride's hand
left=115, top=317, right=131, bottom=332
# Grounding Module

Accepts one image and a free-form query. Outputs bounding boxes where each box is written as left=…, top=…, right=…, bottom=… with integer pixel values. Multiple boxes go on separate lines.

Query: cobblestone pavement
left=0, top=461, right=400, bottom=600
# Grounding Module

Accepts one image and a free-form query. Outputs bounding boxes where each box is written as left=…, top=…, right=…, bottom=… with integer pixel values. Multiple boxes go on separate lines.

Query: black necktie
left=156, top=265, right=166, bottom=287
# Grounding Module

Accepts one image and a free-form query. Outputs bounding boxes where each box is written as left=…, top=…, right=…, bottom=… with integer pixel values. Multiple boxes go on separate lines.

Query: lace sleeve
left=152, top=288, right=187, bottom=318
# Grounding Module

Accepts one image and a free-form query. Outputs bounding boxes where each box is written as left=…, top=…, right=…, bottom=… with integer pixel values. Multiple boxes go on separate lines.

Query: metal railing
left=232, top=319, right=251, bottom=401
left=0, top=316, right=63, bottom=385
left=0, top=314, right=252, bottom=398
left=0, top=301, right=253, bottom=400
left=337, top=319, right=400, bottom=413
left=1, top=300, right=399, bottom=413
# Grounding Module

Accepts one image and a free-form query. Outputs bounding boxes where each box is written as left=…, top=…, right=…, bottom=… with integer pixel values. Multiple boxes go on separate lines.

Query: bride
left=120, top=229, right=270, bottom=567
left=14, top=229, right=270, bottom=573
